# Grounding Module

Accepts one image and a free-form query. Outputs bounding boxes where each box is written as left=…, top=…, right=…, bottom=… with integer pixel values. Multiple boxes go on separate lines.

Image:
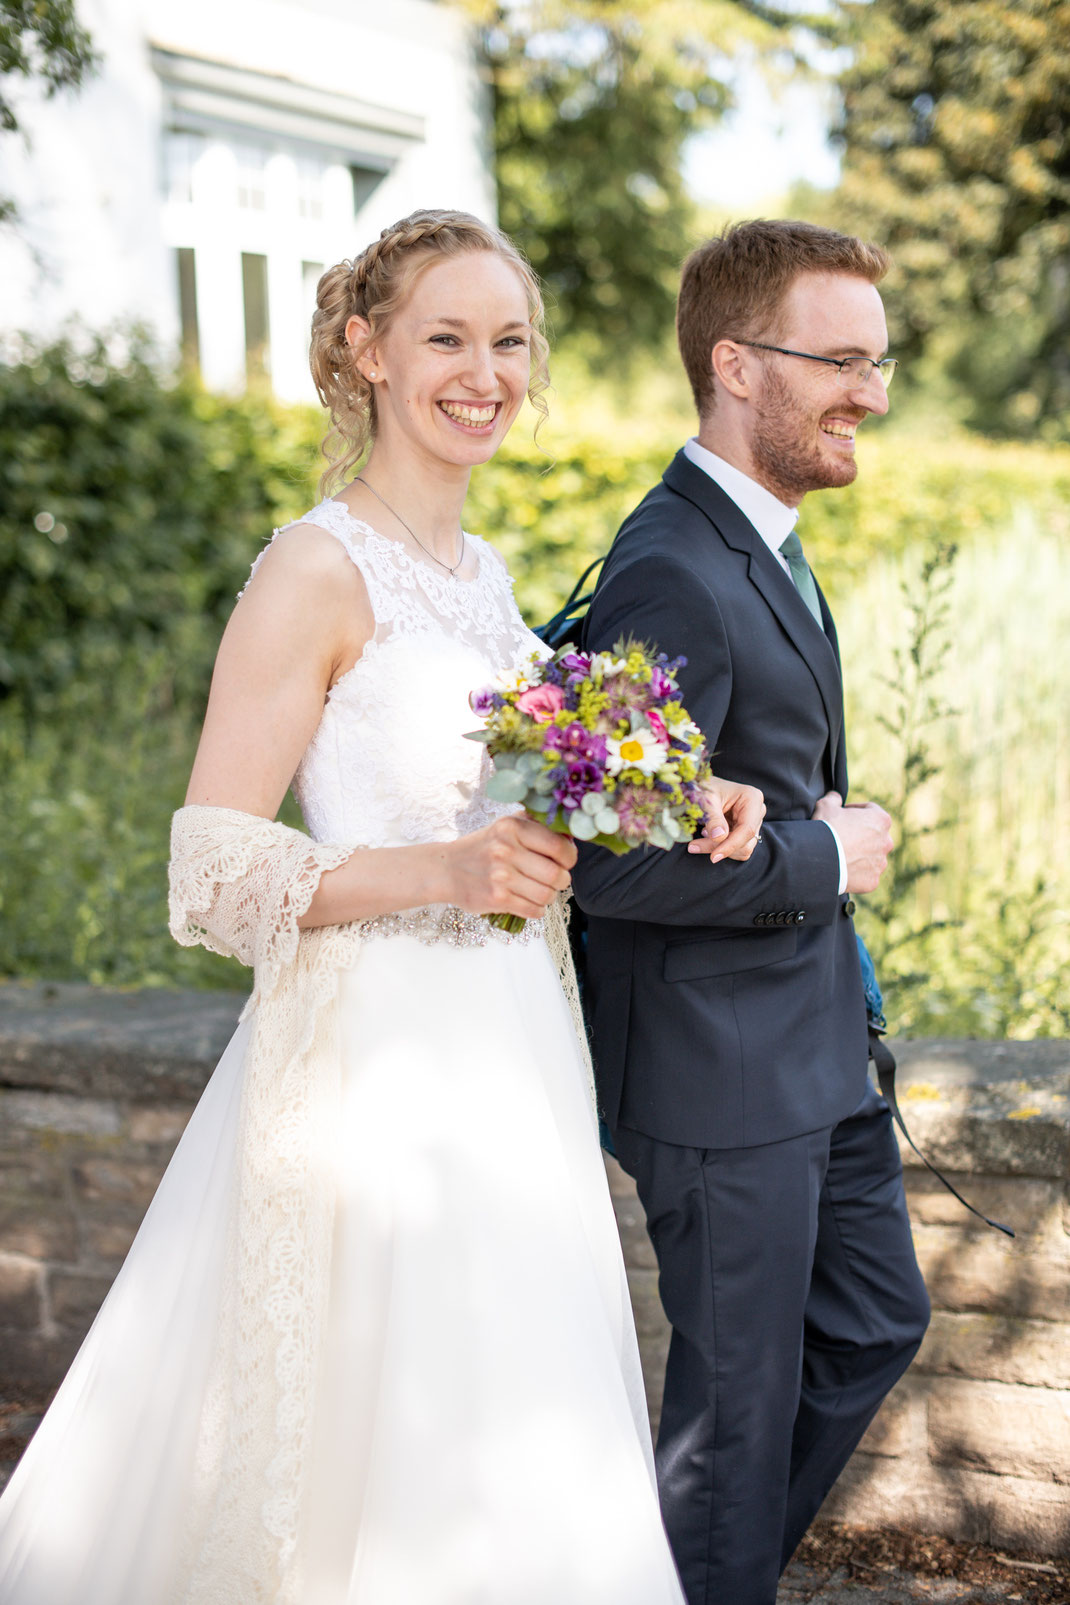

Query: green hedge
left=471, top=427, right=1070, bottom=622
left=0, top=338, right=322, bottom=712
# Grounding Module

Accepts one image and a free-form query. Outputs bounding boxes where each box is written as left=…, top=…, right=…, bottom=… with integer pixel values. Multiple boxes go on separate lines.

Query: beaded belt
left=357, top=904, right=543, bottom=948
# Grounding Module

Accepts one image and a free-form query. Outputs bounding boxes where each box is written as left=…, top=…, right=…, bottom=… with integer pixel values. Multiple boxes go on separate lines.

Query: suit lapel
left=663, top=452, right=844, bottom=767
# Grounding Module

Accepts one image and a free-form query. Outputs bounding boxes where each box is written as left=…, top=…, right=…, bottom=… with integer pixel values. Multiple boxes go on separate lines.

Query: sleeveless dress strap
left=240, top=499, right=387, bottom=618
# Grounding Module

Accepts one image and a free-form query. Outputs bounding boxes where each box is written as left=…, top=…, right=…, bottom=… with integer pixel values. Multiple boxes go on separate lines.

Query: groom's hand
left=812, top=791, right=893, bottom=894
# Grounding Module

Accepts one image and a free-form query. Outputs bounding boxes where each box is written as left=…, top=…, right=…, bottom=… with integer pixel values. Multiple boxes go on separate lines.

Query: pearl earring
left=367, top=369, right=377, bottom=380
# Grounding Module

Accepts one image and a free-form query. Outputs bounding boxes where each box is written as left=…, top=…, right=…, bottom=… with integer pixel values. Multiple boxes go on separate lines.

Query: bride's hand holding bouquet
left=466, top=638, right=765, bottom=931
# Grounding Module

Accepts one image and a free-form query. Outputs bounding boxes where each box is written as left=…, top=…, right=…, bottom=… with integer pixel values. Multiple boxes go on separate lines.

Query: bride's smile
left=351, top=250, right=534, bottom=473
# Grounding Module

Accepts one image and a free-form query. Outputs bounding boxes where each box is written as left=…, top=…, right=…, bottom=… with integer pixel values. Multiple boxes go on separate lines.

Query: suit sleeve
left=571, top=551, right=842, bottom=929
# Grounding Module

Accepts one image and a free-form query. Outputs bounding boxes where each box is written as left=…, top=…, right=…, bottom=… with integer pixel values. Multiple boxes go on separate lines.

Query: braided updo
left=309, top=208, right=550, bottom=492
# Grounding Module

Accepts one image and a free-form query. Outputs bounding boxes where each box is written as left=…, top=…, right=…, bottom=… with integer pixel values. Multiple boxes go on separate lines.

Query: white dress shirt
left=682, top=437, right=848, bottom=894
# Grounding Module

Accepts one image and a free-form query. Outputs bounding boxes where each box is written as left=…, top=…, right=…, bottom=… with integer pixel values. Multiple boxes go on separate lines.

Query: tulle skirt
left=0, top=933, right=683, bottom=1603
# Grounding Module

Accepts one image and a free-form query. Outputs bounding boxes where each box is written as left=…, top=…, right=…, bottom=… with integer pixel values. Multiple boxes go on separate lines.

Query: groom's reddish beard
left=750, top=366, right=863, bottom=504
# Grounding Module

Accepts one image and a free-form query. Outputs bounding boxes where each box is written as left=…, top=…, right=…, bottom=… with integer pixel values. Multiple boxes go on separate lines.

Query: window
left=297, top=158, right=325, bottom=221
left=350, top=164, right=385, bottom=217
left=164, top=130, right=203, bottom=204
left=242, top=252, right=271, bottom=377
left=302, top=260, right=324, bottom=326
left=236, top=144, right=269, bottom=211
left=176, top=247, right=200, bottom=367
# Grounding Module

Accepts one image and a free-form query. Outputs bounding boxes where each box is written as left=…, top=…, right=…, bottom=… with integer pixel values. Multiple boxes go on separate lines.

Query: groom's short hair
left=677, top=220, right=889, bottom=416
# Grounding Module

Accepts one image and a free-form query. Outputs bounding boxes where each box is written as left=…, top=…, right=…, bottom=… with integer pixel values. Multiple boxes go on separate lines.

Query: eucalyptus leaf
left=568, top=809, right=599, bottom=841
left=580, top=790, right=605, bottom=817
left=485, top=768, right=529, bottom=804
left=527, top=793, right=552, bottom=813
left=517, top=751, right=544, bottom=776
left=648, top=825, right=673, bottom=850
left=463, top=728, right=495, bottom=743
left=533, top=772, right=556, bottom=793
left=594, top=808, right=621, bottom=834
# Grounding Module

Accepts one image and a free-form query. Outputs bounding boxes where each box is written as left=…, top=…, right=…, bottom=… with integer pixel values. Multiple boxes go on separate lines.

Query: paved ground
left=778, top=1524, right=1069, bottom=1603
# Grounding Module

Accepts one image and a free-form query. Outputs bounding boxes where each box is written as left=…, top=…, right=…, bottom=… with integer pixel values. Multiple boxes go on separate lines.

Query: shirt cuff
left=823, top=820, right=848, bottom=895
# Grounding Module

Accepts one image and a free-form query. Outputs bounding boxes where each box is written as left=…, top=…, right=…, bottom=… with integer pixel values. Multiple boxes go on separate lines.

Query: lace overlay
left=165, top=503, right=593, bottom=1602
left=254, top=499, right=538, bottom=849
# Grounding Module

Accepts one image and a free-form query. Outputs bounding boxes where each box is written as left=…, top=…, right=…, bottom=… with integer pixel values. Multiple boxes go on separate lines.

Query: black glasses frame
left=735, top=340, right=898, bottom=388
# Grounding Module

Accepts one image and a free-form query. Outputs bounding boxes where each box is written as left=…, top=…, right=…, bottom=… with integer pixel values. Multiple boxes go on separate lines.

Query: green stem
left=485, top=911, right=528, bottom=935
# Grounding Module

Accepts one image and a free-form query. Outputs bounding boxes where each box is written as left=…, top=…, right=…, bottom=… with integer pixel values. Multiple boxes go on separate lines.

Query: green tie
left=779, top=529, right=823, bottom=626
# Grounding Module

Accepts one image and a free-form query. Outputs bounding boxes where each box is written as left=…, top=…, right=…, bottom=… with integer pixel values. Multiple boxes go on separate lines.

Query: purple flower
left=559, top=649, right=594, bottom=689
left=469, top=686, right=497, bottom=717
left=552, top=759, right=604, bottom=812
left=563, top=722, right=608, bottom=762
left=650, top=665, right=674, bottom=699
left=544, top=722, right=607, bottom=764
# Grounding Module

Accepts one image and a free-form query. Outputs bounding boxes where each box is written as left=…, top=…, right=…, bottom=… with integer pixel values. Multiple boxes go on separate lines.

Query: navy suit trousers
left=614, top=1081, right=930, bottom=1605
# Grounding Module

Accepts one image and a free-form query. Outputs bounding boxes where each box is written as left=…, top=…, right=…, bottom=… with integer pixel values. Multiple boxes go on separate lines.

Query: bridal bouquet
left=467, top=639, right=713, bottom=931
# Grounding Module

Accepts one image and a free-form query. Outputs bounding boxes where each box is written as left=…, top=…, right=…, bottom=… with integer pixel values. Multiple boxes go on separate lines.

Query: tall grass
left=840, top=513, right=1070, bottom=1035
left=0, top=652, right=236, bottom=990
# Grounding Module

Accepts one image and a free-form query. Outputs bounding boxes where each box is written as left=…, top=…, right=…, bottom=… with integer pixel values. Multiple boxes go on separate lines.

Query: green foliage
left=852, top=541, right=960, bottom=1006
left=827, top=0, right=1070, bottom=437
left=454, top=0, right=782, bottom=357
left=0, top=651, right=236, bottom=988
left=841, top=500, right=1070, bottom=1039
left=465, top=420, right=1070, bottom=624
left=0, top=0, right=97, bottom=222
left=0, top=335, right=321, bottom=713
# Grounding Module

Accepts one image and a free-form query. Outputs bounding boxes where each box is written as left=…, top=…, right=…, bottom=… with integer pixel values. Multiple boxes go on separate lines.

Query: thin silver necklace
left=354, top=476, right=465, bottom=577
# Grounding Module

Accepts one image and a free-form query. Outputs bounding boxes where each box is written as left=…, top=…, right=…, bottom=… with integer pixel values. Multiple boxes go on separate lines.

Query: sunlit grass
left=840, top=515, right=1070, bottom=1036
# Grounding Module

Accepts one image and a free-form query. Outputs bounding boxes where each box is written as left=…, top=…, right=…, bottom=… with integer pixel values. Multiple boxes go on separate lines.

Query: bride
left=0, top=209, right=762, bottom=1603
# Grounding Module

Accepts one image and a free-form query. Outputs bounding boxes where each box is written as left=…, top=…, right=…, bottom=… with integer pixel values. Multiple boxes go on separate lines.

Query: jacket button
left=795, top=910, right=806, bottom=924
left=753, top=914, right=766, bottom=927
left=844, top=899, right=856, bottom=917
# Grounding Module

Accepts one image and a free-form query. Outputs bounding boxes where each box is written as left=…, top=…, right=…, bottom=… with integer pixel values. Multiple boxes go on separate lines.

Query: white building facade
left=0, top=0, right=494, bottom=400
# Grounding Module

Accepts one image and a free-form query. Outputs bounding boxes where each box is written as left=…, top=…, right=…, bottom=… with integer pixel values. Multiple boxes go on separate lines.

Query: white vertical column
left=190, top=142, right=246, bottom=390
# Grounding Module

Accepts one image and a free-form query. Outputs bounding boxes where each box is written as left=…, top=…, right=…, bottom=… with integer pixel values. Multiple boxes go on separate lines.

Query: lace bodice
left=253, top=497, right=543, bottom=849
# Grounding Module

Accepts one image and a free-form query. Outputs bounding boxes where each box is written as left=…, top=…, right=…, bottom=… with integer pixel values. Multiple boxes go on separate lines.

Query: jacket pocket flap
left=663, top=927, right=797, bottom=982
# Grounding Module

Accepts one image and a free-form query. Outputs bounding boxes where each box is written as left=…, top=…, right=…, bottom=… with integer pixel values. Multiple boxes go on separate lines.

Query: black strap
left=535, top=555, right=606, bottom=648
left=558, top=554, right=606, bottom=615
left=869, top=1029, right=1015, bottom=1238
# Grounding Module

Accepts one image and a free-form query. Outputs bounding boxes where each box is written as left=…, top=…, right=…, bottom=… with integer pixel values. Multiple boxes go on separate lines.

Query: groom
left=573, top=220, right=930, bottom=1605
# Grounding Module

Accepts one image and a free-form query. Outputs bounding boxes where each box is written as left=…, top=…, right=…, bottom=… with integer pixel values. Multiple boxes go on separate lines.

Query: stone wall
left=0, top=981, right=243, bottom=1397
left=1, top=982, right=1068, bottom=1554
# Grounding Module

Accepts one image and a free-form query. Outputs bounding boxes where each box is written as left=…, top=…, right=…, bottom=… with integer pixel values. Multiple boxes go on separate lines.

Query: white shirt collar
left=682, top=437, right=797, bottom=563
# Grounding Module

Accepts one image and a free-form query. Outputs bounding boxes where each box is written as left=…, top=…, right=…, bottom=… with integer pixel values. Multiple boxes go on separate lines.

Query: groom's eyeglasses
left=735, top=341, right=898, bottom=390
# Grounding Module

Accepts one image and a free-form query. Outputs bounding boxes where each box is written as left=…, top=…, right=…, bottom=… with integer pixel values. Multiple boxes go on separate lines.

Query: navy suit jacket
left=572, top=450, right=869, bottom=1150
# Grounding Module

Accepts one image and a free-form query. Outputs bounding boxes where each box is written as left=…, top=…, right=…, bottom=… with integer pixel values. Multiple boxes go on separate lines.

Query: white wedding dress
left=0, top=500, right=684, bottom=1605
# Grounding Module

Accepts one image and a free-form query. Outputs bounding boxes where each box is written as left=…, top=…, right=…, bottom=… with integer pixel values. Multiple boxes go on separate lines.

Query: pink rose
left=646, top=708, right=669, bottom=744
left=515, top=683, right=566, bottom=723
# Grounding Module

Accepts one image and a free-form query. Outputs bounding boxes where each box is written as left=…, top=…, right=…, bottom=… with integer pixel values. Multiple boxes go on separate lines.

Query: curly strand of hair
left=308, top=209, right=549, bottom=495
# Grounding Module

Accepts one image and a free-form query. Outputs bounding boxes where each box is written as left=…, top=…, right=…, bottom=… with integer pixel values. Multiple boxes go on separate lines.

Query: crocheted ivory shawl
left=166, top=803, right=591, bottom=1603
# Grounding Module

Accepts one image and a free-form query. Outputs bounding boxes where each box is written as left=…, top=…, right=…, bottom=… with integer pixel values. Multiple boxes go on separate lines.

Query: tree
left=454, top=1, right=802, bottom=357
left=828, top=0, right=1070, bottom=436
left=0, top=0, right=96, bottom=224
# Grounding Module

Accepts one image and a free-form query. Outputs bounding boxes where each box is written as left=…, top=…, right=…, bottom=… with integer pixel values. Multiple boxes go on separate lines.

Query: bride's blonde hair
left=309, top=208, right=550, bottom=493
